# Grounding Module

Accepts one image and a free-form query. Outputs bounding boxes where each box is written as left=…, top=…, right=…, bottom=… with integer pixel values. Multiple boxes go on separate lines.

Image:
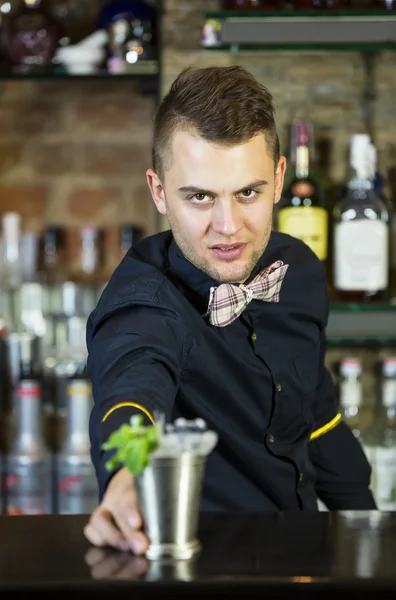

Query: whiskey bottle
left=276, top=120, right=328, bottom=263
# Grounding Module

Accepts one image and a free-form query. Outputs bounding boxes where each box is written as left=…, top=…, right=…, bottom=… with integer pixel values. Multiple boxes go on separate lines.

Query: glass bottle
left=72, top=226, right=103, bottom=285
left=120, top=224, right=144, bottom=260
left=4, top=379, right=53, bottom=515
left=1, top=212, right=22, bottom=291
left=2, top=0, right=65, bottom=74
left=338, top=357, right=376, bottom=462
left=372, top=357, right=396, bottom=510
left=39, top=225, right=68, bottom=285
left=276, top=120, right=328, bottom=263
left=56, top=378, right=98, bottom=514
left=333, top=134, right=389, bottom=302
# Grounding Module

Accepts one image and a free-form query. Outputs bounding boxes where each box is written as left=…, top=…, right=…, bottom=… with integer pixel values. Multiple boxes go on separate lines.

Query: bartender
left=83, top=65, right=376, bottom=555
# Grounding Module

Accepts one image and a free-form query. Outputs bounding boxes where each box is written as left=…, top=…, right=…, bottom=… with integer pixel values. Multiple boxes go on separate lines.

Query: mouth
left=210, top=243, right=247, bottom=260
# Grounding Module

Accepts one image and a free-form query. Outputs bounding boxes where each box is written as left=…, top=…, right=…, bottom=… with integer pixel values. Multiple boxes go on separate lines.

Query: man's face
left=147, top=129, right=286, bottom=284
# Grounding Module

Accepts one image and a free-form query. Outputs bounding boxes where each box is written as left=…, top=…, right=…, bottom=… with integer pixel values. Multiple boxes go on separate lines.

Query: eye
left=192, top=193, right=208, bottom=202
left=240, top=189, right=257, bottom=199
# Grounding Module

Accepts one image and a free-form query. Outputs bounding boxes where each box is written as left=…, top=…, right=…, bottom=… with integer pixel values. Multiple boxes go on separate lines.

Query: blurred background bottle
left=56, top=378, right=98, bottom=514
left=372, top=357, right=396, bottom=510
left=4, top=379, right=53, bottom=515
left=333, top=134, right=389, bottom=302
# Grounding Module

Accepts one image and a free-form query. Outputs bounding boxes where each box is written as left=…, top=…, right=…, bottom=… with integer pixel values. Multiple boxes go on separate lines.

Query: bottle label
left=57, top=462, right=98, bottom=515
left=340, top=380, right=362, bottom=407
left=334, top=220, right=388, bottom=291
left=373, top=446, right=396, bottom=510
left=5, top=461, right=53, bottom=515
left=277, top=206, right=328, bottom=261
left=382, top=380, right=396, bottom=408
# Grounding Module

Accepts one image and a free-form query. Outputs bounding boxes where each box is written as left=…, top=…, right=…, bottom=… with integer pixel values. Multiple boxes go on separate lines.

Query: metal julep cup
left=135, top=452, right=206, bottom=560
left=135, top=424, right=217, bottom=560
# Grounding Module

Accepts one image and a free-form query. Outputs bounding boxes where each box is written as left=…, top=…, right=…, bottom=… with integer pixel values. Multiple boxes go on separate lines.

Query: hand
left=83, top=467, right=149, bottom=555
left=85, top=547, right=148, bottom=580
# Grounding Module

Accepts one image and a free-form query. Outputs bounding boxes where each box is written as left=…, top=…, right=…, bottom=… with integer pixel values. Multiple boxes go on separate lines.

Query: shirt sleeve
left=86, top=304, right=187, bottom=500
left=308, top=331, right=377, bottom=510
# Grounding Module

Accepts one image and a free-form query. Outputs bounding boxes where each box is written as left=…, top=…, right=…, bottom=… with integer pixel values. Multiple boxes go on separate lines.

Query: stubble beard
left=166, top=202, right=274, bottom=284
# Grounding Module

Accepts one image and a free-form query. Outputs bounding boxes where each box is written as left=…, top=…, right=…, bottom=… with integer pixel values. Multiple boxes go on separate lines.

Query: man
left=84, top=65, right=376, bottom=555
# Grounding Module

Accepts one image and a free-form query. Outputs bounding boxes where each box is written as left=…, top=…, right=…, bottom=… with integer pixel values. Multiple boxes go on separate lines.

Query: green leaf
left=123, top=437, right=150, bottom=476
left=104, top=455, right=122, bottom=471
left=102, top=424, right=135, bottom=450
left=101, top=415, right=160, bottom=476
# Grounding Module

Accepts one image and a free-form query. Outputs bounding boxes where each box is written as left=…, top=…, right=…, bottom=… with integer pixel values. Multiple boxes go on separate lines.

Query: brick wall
left=1, top=0, right=396, bottom=272
left=0, top=79, right=157, bottom=275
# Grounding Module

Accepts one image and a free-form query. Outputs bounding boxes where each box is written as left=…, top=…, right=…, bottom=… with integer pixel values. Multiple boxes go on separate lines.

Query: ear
left=146, top=169, right=167, bottom=215
left=274, top=156, right=287, bottom=205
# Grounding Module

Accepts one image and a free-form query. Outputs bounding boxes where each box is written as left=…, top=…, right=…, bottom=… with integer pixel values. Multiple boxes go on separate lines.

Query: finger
left=84, top=547, right=108, bottom=567
left=83, top=523, right=106, bottom=547
left=116, top=556, right=149, bottom=580
left=90, top=508, right=130, bottom=551
left=91, top=552, right=132, bottom=580
left=112, top=499, right=149, bottom=555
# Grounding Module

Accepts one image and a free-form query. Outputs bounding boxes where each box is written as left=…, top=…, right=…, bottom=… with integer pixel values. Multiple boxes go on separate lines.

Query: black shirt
left=86, top=230, right=376, bottom=511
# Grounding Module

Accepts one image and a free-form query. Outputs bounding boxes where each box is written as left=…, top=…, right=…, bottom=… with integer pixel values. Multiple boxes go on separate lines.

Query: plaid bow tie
left=205, top=260, right=289, bottom=327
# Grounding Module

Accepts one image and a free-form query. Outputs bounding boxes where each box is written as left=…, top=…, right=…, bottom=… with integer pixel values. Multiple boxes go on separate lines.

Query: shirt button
left=268, top=434, right=275, bottom=444
left=275, top=383, right=282, bottom=392
left=251, top=333, right=257, bottom=342
left=299, top=472, right=304, bottom=482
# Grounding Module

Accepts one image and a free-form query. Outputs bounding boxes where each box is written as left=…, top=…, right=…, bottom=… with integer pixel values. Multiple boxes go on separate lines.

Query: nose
left=211, top=198, right=242, bottom=237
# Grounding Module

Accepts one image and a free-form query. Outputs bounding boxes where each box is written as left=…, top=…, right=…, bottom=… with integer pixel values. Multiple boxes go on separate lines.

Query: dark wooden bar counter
left=1, top=511, right=396, bottom=597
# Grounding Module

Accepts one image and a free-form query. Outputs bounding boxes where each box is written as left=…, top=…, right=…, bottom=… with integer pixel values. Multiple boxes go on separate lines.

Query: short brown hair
left=152, top=65, right=280, bottom=180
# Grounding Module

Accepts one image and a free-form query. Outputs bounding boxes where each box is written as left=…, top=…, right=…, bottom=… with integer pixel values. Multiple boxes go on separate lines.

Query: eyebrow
left=177, top=179, right=269, bottom=197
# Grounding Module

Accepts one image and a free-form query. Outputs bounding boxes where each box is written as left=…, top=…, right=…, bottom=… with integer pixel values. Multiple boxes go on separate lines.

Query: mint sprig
left=102, top=414, right=159, bottom=477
